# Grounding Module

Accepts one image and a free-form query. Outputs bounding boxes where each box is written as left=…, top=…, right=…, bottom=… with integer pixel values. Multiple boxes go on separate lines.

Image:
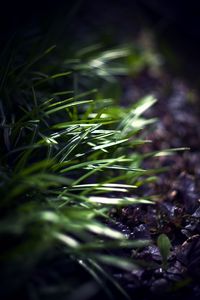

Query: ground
left=110, top=69, right=200, bottom=299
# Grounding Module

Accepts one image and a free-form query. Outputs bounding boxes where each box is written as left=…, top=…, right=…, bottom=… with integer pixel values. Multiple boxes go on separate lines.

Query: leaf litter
left=110, top=71, right=200, bottom=300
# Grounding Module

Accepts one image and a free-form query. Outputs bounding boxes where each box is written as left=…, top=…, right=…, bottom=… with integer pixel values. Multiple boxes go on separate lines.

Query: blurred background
left=1, top=0, right=200, bottom=83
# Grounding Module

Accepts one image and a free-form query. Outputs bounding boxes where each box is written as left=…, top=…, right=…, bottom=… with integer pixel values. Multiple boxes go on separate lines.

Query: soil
left=110, top=70, right=200, bottom=299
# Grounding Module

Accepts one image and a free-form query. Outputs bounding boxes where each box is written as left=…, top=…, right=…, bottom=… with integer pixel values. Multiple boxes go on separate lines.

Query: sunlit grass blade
left=88, top=196, right=155, bottom=205
left=95, top=255, right=139, bottom=272
left=59, top=157, right=132, bottom=173
left=45, top=100, right=93, bottom=115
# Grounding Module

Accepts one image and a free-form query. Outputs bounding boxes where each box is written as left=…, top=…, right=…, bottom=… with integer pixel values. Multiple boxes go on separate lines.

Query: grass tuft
left=0, top=39, right=173, bottom=299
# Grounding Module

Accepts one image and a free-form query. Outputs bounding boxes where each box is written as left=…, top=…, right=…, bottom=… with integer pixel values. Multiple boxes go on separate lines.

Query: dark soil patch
left=111, top=71, right=200, bottom=299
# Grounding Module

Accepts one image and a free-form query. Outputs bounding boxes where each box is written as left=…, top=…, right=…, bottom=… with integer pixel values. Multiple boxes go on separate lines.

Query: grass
left=0, top=36, right=177, bottom=300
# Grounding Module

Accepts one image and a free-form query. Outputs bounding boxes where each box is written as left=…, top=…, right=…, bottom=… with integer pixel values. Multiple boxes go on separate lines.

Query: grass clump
left=0, top=39, right=162, bottom=300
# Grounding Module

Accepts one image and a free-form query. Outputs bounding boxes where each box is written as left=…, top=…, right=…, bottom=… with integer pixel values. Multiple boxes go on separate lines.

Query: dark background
left=1, top=0, right=200, bottom=82
left=1, top=1, right=200, bottom=36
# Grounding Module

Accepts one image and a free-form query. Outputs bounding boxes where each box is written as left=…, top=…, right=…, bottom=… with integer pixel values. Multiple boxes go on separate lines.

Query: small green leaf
left=157, top=233, right=171, bottom=269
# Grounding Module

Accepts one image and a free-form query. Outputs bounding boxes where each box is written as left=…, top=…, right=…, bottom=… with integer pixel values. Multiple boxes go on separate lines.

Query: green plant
left=0, top=38, right=176, bottom=300
left=157, top=233, right=172, bottom=269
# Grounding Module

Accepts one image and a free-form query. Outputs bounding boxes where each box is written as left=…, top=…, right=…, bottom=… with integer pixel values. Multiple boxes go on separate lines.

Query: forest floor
left=109, top=68, right=200, bottom=299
